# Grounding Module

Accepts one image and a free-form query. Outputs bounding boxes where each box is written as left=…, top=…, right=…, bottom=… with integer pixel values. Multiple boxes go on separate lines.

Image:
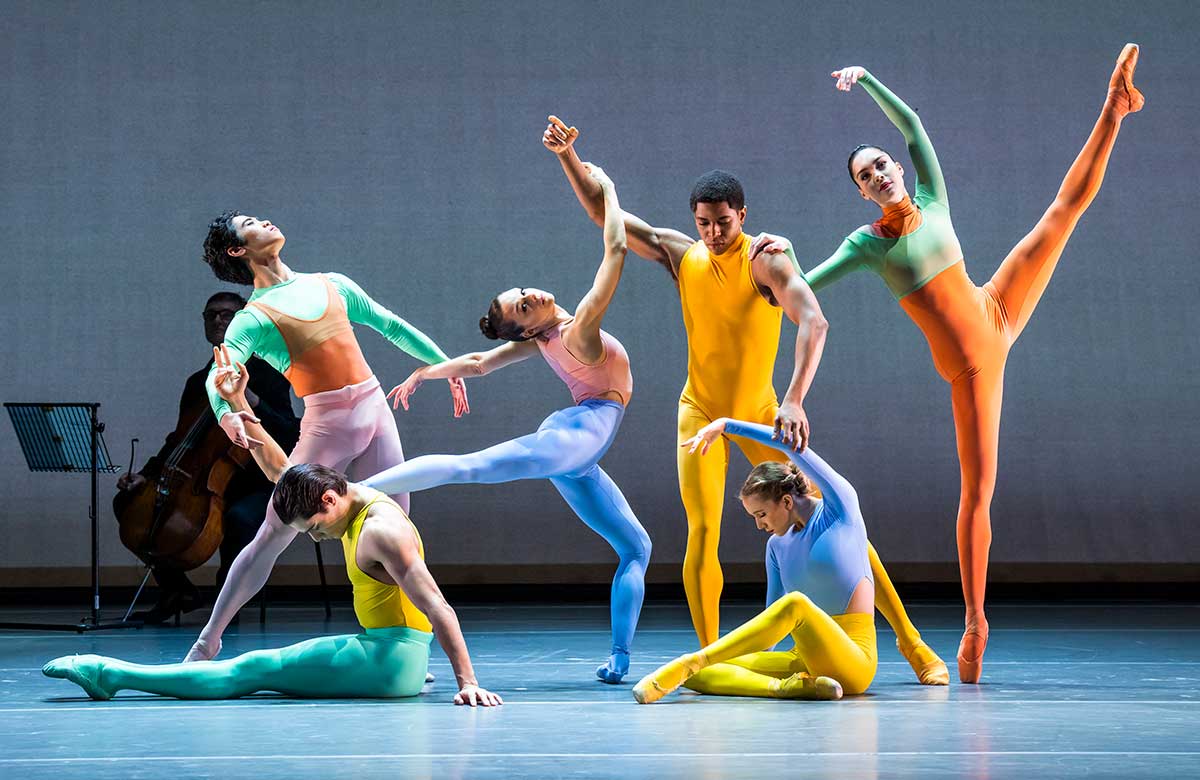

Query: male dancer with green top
left=183, top=211, right=465, bottom=664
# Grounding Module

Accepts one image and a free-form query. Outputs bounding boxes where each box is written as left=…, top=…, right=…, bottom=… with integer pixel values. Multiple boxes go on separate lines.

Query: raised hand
left=680, top=418, right=728, bottom=456
left=832, top=67, right=867, bottom=92
left=542, top=114, right=579, bottom=154
left=212, top=345, right=264, bottom=450
left=454, top=683, right=504, bottom=707
left=748, top=232, right=792, bottom=263
left=774, top=400, right=810, bottom=452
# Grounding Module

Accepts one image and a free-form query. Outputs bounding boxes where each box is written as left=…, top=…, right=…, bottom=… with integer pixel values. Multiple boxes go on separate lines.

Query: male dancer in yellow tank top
left=544, top=118, right=947, bottom=684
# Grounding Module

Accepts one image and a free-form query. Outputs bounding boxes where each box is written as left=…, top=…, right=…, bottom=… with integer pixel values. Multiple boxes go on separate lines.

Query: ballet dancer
left=633, top=417, right=879, bottom=703
left=45, top=349, right=500, bottom=705
left=364, top=164, right=651, bottom=684
left=544, top=117, right=947, bottom=684
left=184, top=211, right=466, bottom=664
left=751, top=45, right=1144, bottom=681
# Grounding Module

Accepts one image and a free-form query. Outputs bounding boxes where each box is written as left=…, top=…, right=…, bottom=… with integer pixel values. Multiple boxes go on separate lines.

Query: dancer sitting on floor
left=364, top=163, right=651, bottom=684
left=748, top=45, right=1143, bottom=681
left=633, top=417, right=878, bottom=703
left=45, top=348, right=501, bottom=706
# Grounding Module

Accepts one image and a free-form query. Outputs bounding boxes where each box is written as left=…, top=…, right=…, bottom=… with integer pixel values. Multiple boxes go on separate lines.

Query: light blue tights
left=363, top=399, right=651, bottom=683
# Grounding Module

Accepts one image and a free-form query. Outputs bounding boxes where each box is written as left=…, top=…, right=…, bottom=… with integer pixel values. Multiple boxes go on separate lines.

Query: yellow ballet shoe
left=772, top=672, right=843, bottom=700
left=898, top=639, right=950, bottom=686
left=632, top=653, right=705, bottom=704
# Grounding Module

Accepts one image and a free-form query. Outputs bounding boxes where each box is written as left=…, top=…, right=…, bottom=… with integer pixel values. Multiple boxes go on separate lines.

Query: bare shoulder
left=359, top=500, right=417, bottom=551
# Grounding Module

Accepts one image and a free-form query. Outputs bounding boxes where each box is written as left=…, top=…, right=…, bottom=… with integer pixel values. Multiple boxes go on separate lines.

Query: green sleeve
left=328, top=273, right=451, bottom=365
left=804, top=233, right=870, bottom=293
left=206, top=309, right=267, bottom=420
left=858, top=70, right=948, bottom=205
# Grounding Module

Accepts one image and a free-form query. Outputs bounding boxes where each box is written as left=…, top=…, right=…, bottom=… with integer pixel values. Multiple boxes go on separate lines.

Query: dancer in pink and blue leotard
left=369, top=163, right=650, bottom=684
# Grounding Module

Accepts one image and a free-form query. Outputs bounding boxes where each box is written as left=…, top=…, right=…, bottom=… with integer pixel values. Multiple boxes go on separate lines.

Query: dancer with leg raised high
left=751, top=45, right=1144, bottom=682
left=634, top=417, right=876, bottom=703
left=366, top=164, right=651, bottom=684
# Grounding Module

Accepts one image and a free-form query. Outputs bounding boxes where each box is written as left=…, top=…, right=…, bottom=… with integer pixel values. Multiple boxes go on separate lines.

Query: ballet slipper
left=1107, top=43, right=1144, bottom=117
left=771, top=672, right=843, bottom=700
left=42, top=654, right=112, bottom=700
left=596, top=651, right=630, bottom=684
left=632, top=652, right=706, bottom=704
left=957, top=623, right=989, bottom=684
left=898, top=638, right=950, bottom=686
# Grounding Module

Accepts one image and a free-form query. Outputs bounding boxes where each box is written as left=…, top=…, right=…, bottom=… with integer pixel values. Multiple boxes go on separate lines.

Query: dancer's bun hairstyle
left=479, top=297, right=530, bottom=342
left=739, top=461, right=813, bottom=503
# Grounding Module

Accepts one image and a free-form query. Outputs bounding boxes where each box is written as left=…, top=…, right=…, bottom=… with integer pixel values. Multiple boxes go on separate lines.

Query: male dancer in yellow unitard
left=544, top=121, right=947, bottom=684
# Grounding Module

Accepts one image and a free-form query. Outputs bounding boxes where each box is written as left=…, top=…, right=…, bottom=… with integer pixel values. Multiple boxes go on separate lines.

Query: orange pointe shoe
left=898, top=639, right=950, bottom=686
left=957, top=623, right=990, bottom=684
left=1108, top=43, right=1145, bottom=116
left=632, top=653, right=705, bottom=704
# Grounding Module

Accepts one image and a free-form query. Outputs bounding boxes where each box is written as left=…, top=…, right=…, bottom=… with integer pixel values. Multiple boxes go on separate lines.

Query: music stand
left=2, top=403, right=141, bottom=632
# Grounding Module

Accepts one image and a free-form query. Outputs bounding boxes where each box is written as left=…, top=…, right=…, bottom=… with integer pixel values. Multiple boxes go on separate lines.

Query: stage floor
left=1, top=599, right=1197, bottom=779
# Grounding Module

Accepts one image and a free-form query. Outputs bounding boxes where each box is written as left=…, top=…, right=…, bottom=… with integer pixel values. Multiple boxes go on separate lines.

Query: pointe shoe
left=43, top=654, right=112, bottom=700
left=957, top=626, right=989, bottom=684
left=596, top=651, right=630, bottom=684
left=898, top=639, right=950, bottom=686
left=1108, top=43, right=1145, bottom=116
left=631, top=653, right=704, bottom=704
left=773, top=672, right=843, bottom=700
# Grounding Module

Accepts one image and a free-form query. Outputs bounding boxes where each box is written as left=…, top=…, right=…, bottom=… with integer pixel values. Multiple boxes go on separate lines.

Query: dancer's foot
left=957, top=619, right=990, bottom=684
left=771, top=671, right=843, bottom=700
left=632, top=652, right=705, bottom=704
left=596, top=651, right=630, bottom=684
left=42, top=654, right=113, bottom=700
left=1107, top=43, right=1144, bottom=117
left=898, top=638, right=950, bottom=686
left=424, top=671, right=436, bottom=684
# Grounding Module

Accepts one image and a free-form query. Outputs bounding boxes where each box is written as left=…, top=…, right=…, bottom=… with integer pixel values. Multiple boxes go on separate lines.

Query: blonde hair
left=739, top=461, right=813, bottom=503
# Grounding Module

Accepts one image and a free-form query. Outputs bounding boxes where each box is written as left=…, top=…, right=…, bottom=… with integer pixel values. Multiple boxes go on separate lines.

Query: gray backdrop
left=1, top=0, right=1196, bottom=583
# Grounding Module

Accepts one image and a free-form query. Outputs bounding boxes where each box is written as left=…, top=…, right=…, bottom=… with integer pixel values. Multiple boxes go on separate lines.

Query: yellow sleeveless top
left=678, top=232, right=783, bottom=419
left=340, top=490, right=433, bottom=632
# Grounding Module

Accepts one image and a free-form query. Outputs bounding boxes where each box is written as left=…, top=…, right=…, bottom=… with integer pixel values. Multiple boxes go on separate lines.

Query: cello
left=112, top=393, right=252, bottom=571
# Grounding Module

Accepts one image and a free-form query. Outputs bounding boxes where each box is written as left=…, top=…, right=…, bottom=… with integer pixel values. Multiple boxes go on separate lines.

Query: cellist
left=114, top=292, right=299, bottom=623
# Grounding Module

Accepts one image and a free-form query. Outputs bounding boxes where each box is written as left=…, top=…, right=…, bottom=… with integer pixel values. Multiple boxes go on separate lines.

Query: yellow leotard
left=341, top=490, right=433, bottom=632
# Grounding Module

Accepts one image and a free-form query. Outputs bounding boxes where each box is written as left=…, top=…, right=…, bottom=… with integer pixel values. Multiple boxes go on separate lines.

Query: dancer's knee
left=776, top=592, right=815, bottom=623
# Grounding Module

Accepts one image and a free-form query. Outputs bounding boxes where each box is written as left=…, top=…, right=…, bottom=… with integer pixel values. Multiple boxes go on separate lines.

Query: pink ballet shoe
left=957, top=624, right=989, bottom=684
left=1108, top=43, right=1144, bottom=116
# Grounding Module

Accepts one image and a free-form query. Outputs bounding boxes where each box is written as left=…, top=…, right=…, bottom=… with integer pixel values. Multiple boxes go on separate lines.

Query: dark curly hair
left=202, top=210, right=252, bottom=285
left=479, top=297, right=529, bottom=342
left=847, top=144, right=893, bottom=184
left=689, top=170, right=745, bottom=212
left=272, top=463, right=348, bottom=526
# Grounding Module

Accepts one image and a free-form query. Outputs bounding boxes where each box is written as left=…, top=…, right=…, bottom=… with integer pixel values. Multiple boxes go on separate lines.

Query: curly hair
left=478, top=297, right=529, bottom=342
left=272, top=463, right=349, bottom=526
left=739, top=461, right=814, bottom=504
left=202, top=210, right=252, bottom=285
left=689, top=170, right=745, bottom=212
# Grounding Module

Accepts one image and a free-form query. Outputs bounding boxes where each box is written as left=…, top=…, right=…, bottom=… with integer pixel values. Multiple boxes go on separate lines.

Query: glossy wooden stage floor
left=2, top=599, right=1197, bottom=779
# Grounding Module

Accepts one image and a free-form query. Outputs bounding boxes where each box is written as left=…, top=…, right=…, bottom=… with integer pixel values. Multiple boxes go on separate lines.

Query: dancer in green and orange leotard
left=753, top=45, right=1144, bottom=682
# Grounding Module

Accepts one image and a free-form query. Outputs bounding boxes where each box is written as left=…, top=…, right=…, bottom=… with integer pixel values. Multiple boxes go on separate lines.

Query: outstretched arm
left=683, top=418, right=858, bottom=518
left=834, top=67, right=947, bottom=204
left=565, top=164, right=626, bottom=356
left=543, top=115, right=693, bottom=280
left=751, top=251, right=829, bottom=451
left=367, top=520, right=502, bottom=706
left=387, top=340, right=540, bottom=410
